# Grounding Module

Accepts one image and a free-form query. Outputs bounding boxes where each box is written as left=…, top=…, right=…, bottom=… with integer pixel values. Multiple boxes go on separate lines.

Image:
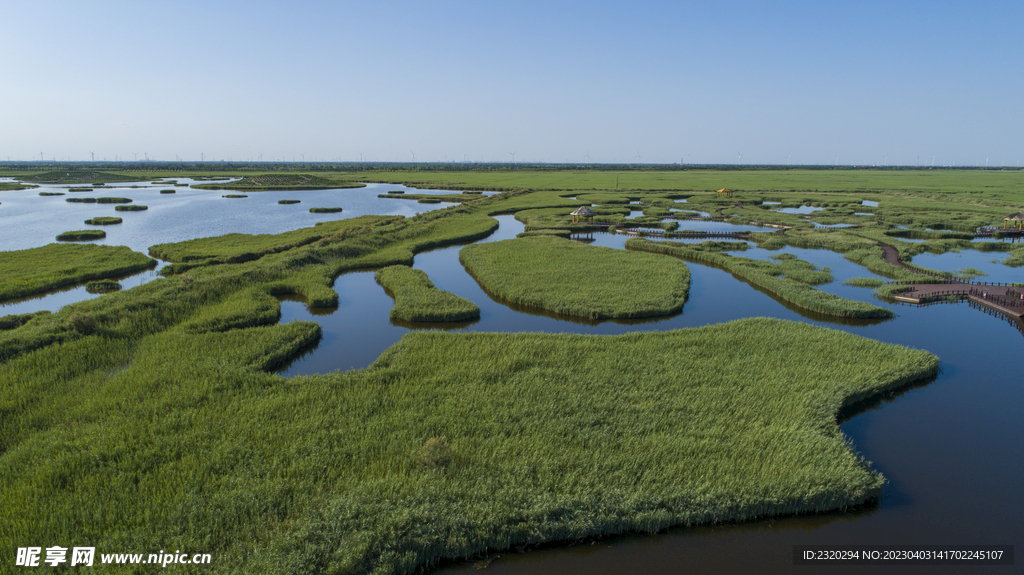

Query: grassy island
left=84, top=217, right=123, bottom=226
left=627, top=238, right=893, bottom=319
left=193, top=174, right=363, bottom=191
left=56, top=230, right=106, bottom=241
left=18, top=170, right=138, bottom=184
left=85, top=279, right=121, bottom=293
left=375, top=265, right=480, bottom=322
left=150, top=215, right=403, bottom=274
left=278, top=199, right=301, bottom=204
left=115, top=205, right=148, bottom=211
left=0, top=243, right=155, bottom=301
left=309, top=207, right=342, bottom=213
left=160, top=189, right=176, bottom=194
left=38, top=192, right=64, bottom=196
left=460, top=236, right=690, bottom=319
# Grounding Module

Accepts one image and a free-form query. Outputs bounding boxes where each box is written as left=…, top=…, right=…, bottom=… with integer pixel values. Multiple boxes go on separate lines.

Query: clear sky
left=2, top=0, right=1021, bottom=166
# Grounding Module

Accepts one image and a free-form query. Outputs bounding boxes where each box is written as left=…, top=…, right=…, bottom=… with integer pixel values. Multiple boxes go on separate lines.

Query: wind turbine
left=132, top=152, right=138, bottom=161
left=258, top=153, right=263, bottom=162
left=40, top=152, right=44, bottom=162
left=508, top=151, right=517, bottom=164
left=90, top=152, right=95, bottom=162
left=585, top=150, right=591, bottom=163
left=635, top=151, right=641, bottom=164
left=737, top=152, right=742, bottom=164
left=787, top=154, right=791, bottom=165
left=410, top=151, right=416, bottom=162
left=144, top=152, right=148, bottom=161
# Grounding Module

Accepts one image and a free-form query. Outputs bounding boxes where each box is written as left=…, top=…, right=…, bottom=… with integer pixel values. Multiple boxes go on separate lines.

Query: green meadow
left=375, top=265, right=480, bottom=322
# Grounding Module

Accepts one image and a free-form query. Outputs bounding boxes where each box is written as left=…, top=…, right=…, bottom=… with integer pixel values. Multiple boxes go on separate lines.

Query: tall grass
left=375, top=265, right=480, bottom=322
left=0, top=318, right=937, bottom=575
left=114, top=205, right=148, bottom=211
left=459, top=236, right=690, bottom=319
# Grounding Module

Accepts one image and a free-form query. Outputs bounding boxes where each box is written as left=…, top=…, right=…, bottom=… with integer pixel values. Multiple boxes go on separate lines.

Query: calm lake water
left=2, top=188, right=1021, bottom=574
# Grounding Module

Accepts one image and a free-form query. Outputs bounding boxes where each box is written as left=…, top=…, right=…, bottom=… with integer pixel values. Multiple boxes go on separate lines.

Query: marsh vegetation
left=56, top=230, right=106, bottom=241
left=0, top=243, right=154, bottom=301
left=375, top=265, right=480, bottom=322
left=460, top=236, right=690, bottom=319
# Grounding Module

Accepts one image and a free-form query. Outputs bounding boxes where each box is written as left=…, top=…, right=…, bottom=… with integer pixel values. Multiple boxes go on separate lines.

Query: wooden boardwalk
left=877, top=241, right=1023, bottom=317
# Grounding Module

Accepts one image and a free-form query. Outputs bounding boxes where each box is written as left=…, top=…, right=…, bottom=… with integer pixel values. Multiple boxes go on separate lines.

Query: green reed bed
left=38, top=192, right=64, bottom=196
left=374, top=265, right=480, bottom=322
left=66, top=197, right=97, bottom=203
left=84, top=217, right=122, bottom=226
left=115, top=205, right=148, bottom=211
left=0, top=316, right=937, bottom=575
left=95, top=197, right=132, bottom=204
left=517, top=229, right=572, bottom=238
left=223, top=194, right=248, bottom=198
left=68, top=187, right=94, bottom=192
left=309, top=207, right=343, bottom=213
left=0, top=311, right=48, bottom=331
left=85, top=279, right=121, bottom=293
left=627, top=238, right=892, bottom=319
left=160, top=189, right=176, bottom=194
left=0, top=243, right=154, bottom=301
left=278, top=199, right=301, bottom=204
left=18, top=170, right=138, bottom=184
left=844, top=277, right=886, bottom=288
left=56, top=230, right=106, bottom=242
left=192, top=174, right=362, bottom=191
left=459, top=236, right=690, bottom=319
left=150, top=215, right=402, bottom=274
left=379, top=193, right=470, bottom=203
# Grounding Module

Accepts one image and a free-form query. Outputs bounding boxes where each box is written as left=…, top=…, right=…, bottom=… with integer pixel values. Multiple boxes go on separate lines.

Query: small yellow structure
left=570, top=206, right=596, bottom=224
left=1004, top=212, right=1024, bottom=230
left=716, top=188, right=733, bottom=198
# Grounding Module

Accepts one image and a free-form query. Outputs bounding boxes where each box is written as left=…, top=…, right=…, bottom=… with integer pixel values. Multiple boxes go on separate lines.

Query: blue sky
left=1, top=1, right=1021, bottom=165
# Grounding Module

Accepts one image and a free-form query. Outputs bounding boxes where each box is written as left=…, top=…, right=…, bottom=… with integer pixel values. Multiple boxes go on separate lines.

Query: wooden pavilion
left=1004, top=212, right=1024, bottom=231
left=570, top=206, right=596, bottom=224
left=716, top=188, right=733, bottom=198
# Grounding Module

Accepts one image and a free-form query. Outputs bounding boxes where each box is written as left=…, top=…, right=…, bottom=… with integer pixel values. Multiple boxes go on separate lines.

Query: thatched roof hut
left=716, top=188, right=733, bottom=198
left=1005, top=212, right=1024, bottom=230
left=570, top=206, right=596, bottom=223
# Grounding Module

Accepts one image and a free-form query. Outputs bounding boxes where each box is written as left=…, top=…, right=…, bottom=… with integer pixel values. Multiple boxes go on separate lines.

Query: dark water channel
left=275, top=216, right=1023, bottom=574
left=4, top=189, right=1021, bottom=573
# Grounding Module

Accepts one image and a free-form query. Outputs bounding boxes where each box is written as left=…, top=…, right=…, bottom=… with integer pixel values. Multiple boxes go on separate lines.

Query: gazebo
left=716, top=188, right=733, bottom=198
left=570, top=206, right=596, bottom=224
left=1004, top=212, right=1024, bottom=230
